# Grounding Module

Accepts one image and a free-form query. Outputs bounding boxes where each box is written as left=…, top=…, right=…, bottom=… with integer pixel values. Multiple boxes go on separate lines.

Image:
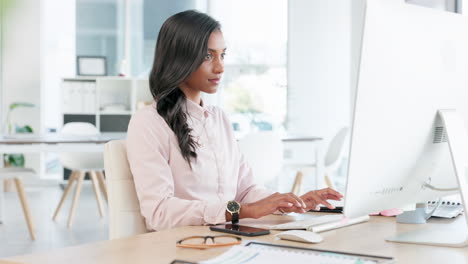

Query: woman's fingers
left=301, top=191, right=336, bottom=209
left=316, top=198, right=335, bottom=209
left=277, top=201, right=294, bottom=208
left=274, top=192, right=306, bottom=209
left=306, top=188, right=344, bottom=201
left=278, top=206, right=306, bottom=214
left=317, top=188, right=343, bottom=198
left=320, top=193, right=343, bottom=201
left=255, top=189, right=343, bottom=217
left=285, top=192, right=307, bottom=208
left=274, top=193, right=307, bottom=213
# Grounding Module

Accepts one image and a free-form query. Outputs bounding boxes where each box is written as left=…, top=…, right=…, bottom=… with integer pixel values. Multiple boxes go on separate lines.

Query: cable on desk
left=422, top=183, right=458, bottom=192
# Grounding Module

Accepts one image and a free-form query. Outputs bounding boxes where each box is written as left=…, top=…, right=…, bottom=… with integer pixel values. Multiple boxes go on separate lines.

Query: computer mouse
left=275, top=230, right=323, bottom=244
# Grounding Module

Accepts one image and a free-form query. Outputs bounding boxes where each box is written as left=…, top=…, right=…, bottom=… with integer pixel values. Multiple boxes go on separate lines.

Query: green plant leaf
left=15, top=125, right=33, bottom=133
left=3, top=101, right=35, bottom=165
left=9, top=102, right=35, bottom=111
left=3, top=153, right=25, bottom=167
left=0, top=0, right=15, bottom=19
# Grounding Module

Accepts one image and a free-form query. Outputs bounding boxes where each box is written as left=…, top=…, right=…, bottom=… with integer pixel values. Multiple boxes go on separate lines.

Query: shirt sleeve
left=126, top=108, right=227, bottom=231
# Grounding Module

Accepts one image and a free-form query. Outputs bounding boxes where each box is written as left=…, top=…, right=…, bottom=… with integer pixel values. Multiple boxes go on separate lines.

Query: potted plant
left=3, top=102, right=35, bottom=191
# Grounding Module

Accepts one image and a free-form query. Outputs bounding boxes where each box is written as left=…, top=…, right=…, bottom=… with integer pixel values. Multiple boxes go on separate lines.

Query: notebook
left=196, top=242, right=394, bottom=264
left=428, top=200, right=464, bottom=218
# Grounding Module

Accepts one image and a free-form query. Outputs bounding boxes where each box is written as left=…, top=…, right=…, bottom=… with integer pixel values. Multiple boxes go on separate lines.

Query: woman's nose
left=213, top=58, right=224, bottom=74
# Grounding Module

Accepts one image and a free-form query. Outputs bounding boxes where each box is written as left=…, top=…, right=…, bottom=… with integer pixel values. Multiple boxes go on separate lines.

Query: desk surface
left=0, top=134, right=320, bottom=144
left=280, top=136, right=322, bottom=142
left=3, top=214, right=468, bottom=264
left=0, top=133, right=127, bottom=153
left=0, top=133, right=126, bottom=144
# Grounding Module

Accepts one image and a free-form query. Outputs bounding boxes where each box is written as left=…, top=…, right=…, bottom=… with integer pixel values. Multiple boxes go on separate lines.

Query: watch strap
left=232, top=212, right=239, bottom=224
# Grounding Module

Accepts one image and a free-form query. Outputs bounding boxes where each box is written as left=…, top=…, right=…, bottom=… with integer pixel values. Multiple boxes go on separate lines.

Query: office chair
left=237, top=131, right=307, bottom=195
left=0, top=168, right=36, bottom=240
left=286, top=127, right=350, bottom=194
left=323, top=127, right=350, bottom=190
left=237, top=131, right=284, bottom=189
left=104, top=140, right=147, bottom=239
left=52, top=122, right=107, bottom=228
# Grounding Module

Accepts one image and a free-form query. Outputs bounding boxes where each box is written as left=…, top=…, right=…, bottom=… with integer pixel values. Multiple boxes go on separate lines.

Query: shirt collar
left=185, top=98, right=213, bottom=121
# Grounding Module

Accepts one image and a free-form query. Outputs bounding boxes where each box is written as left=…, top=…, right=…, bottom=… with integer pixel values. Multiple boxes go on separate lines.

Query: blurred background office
left=0, top=0, right=355, bottom=191
left=0, top=0, right=462, bottom=258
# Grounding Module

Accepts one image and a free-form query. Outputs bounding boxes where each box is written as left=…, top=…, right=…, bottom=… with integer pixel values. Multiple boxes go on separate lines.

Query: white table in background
left=0, top=133, right=126, bottom=224
left=0, top=134, right=323, bottom=224
left=281, top=136, right=325, bottom=190
left=0, top=133, right=126, bottom=153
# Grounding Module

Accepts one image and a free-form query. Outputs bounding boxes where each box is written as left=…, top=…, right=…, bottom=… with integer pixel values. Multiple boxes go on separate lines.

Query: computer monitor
left=344, top=0, right=468, bottom=247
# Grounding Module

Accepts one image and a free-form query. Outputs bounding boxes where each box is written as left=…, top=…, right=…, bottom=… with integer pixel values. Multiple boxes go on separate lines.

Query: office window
left=128, top=0, right=207, bottom=77
left=76, top=0, right=123, bottom=76
left=77, top=0, right=205, bottom=77
left=76, top=0, right=287, bottom=137
left=209, top=0, right=288, bottom=138
left=405, top=0, right=461, bottom=12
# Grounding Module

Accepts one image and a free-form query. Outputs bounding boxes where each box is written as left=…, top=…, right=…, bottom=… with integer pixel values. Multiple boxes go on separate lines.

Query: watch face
left=227, top=201, right=240, bottom=213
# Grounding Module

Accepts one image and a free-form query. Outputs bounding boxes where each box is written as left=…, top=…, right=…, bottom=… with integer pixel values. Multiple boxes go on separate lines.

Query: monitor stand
left=386, top=110, right=468, bottom=247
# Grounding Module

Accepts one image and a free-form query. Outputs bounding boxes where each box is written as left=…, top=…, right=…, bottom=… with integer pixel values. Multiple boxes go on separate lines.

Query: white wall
left=287, top=0, right=353, bottom=189
left=41, top=0, right=76, bottom=132
left=3, top=0, right=75, bottom=133
left=287, top=0, right=351, bottom=140
left=2, top=0, right=41, bottom=133
left=1, top=0, right=75, bottom=181
left=1, top=0, right=41, bottom=172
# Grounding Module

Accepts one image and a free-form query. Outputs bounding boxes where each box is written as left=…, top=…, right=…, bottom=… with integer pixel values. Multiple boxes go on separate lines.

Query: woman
left=127, top=10, right=343, bottom=231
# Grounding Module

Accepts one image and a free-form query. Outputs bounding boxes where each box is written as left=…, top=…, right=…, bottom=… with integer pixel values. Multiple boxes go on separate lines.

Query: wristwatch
left=226, top=200, right=241, bottom=224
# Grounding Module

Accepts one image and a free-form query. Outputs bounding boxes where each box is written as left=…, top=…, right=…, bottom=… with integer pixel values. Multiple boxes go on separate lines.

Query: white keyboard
left=307, top=215, right=370, bottom=233
left=267, top=215, right=343, bottom=230
left=265, top=214, right=370, bottom=233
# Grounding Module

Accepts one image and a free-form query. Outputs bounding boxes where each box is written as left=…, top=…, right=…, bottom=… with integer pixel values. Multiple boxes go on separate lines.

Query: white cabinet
left=62, top=79, right=97, bottom=114
left=61, top=77, right=153, bottom=132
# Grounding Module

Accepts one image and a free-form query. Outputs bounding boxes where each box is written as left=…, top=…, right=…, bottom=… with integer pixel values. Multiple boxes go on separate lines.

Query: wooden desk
left=3, top=214, right=468, bottom=264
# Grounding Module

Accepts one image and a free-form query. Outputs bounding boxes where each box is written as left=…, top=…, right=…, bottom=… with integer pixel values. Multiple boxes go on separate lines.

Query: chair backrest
left=237, top=131, right=283, bottom=186
left=104, top=140, right=147, bottom=239
left=324, top=127, right=350, bottom=170
left=60, top=122, right=103, bottom=170
left=61, top=122, right=99, bottom=135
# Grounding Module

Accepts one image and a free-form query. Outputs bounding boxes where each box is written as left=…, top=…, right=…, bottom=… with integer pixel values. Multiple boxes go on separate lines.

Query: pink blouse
left=126, top=100, right=273, bottom=231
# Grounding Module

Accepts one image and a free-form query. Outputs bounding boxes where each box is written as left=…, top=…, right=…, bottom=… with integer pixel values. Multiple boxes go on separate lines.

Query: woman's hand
left=240, top=192, right=307, bottom=219
left=300, top=188, right=344, bottom=211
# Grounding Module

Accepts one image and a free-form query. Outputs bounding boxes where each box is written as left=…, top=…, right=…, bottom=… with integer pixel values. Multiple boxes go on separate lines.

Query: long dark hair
left=149, top=10, right=221, bottom=165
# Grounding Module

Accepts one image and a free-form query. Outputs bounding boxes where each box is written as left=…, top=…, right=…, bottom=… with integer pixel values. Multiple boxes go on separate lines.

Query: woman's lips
left=208, top=78, right=220, bottom=84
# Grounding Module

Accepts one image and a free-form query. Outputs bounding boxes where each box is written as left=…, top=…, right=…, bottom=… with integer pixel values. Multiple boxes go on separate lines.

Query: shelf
left=63, top=77, right=97, bottom=82
left=99, top=111, right=132, bottom=115
left=62, top=77, right=152, bottom=132
left=63, top=112, right=96, bottom=115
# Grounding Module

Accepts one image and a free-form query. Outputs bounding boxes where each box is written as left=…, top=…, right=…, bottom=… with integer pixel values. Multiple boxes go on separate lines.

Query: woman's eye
left=205, top=54, right=213, bottom=60
left=221, top=53, right=226, bottom=59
